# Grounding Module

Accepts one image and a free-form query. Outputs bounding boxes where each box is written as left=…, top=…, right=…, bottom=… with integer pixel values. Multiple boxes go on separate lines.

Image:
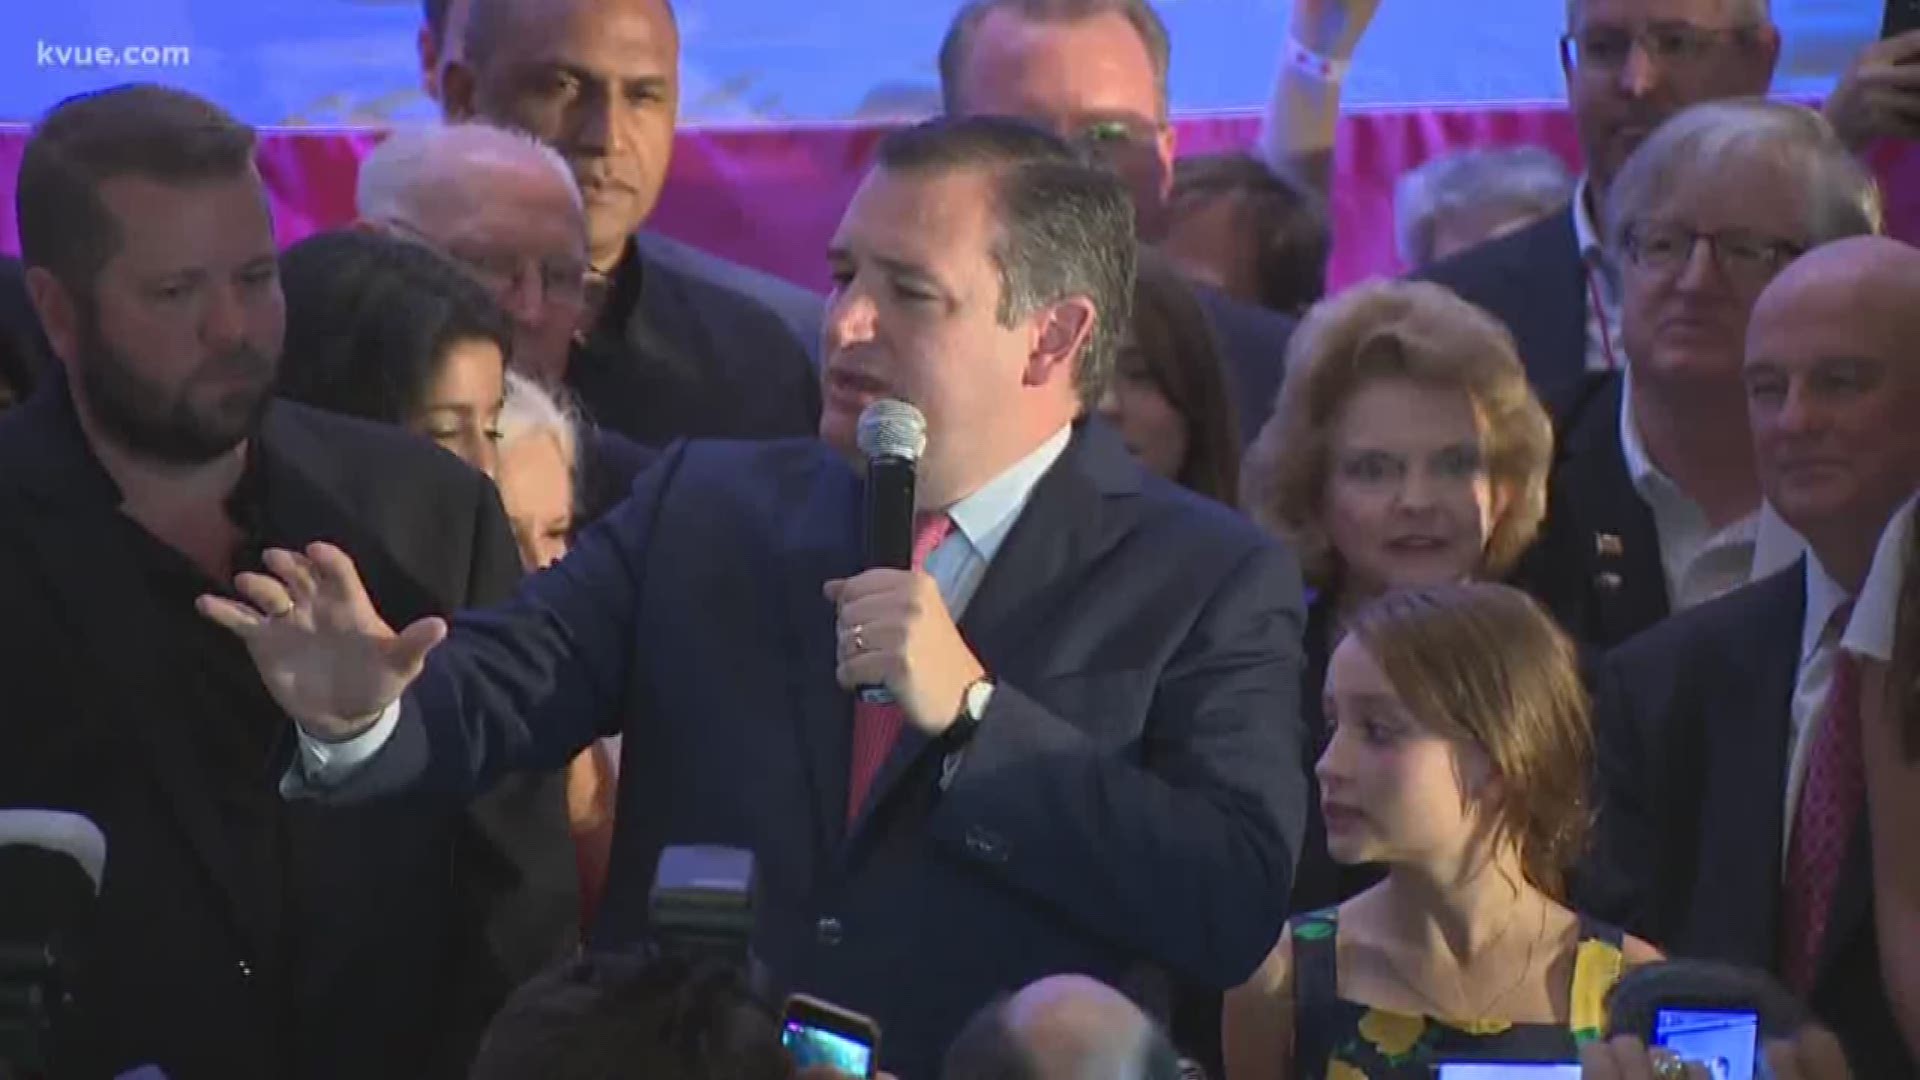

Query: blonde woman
left=1241, top=279, right=1553, bottom=914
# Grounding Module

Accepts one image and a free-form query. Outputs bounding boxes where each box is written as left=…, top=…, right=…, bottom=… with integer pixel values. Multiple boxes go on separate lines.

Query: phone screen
left=783, top=1019, right=875, bottom=1076
left=1432, top=1065, right=1582, bottom=1079
left=1653, top=1007, right=1760, bottom=1080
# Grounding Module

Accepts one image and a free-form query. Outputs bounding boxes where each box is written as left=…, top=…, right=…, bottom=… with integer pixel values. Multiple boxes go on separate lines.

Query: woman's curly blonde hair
left=1241, top=279, right=1553, bottom=591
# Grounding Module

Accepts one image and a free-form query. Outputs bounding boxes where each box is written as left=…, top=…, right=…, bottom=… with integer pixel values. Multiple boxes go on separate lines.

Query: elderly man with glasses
left=356, top=121, right=655, bottom=524
left=1421, top=0, right=1919, bottom=419
left=1512, top=97, right=1882, bottom=652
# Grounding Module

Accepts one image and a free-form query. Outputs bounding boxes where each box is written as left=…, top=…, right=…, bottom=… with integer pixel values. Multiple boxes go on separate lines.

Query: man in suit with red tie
left=1585, top=236, right=1920, bottom=1075
left=200, top=115, right=1309, bottom=1080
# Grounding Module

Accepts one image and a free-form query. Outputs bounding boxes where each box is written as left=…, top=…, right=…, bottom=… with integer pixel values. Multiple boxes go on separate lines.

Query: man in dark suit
left=1419, top=0, right=1917, bottom=418
left=1511, top=99, right=1878, bottom=651
left=0, top=84, right=577, bottom=1077
left=435, top=0, right=823, bottom=445
left=207, top=117, right=1308, bottom=1080
left=937, top=0, right=1296, bottom=445
left=1586, top=237, right=1920, bottom=1076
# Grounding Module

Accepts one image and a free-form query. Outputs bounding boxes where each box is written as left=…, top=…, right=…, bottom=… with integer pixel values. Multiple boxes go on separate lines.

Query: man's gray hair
left=939, top=0, right=1171, bottom=118
left=1565, top=0, right=1770, bottom=29
left=356, top=121, right=580, bottom=225
left=876, top=115, right=1137, bottom=407
left=1394, top=146, right=1574, bottom=268
left=1605, top=98, right=1882, bottom=251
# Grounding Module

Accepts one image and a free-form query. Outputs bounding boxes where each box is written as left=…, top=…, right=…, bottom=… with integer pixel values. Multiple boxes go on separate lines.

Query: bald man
left=943, top=975, right=1184, bottom=1080
left=422, top=0, right=825, bottom=446
left=1586, top=237, right=1920, bottom=1076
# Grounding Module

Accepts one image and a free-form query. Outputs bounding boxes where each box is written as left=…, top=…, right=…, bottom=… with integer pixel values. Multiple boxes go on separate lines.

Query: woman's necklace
left=1379, top=897, right=1549, bottom=1024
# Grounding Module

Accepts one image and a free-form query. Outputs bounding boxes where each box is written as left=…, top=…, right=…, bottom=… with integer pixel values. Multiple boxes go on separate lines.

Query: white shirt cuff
left=284, top=700, right=402, bottom=792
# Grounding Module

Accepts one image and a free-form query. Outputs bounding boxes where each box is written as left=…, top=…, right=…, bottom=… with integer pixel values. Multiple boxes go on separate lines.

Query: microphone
left=855, top=400, right=928, bottom=704
left=0, top=809, right=105, bottom=1076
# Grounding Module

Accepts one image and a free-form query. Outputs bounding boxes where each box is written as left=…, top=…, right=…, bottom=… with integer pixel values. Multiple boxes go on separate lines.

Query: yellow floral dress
left=1289, top=908, right=1626, bottom=1079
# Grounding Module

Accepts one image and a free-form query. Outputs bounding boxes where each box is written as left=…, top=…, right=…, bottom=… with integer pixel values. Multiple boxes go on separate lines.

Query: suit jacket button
left=964, top=826, right=1008, bottom=863
left=235, top=959, right=254, bottom=979
left=815, top=916, right=843, bottom=946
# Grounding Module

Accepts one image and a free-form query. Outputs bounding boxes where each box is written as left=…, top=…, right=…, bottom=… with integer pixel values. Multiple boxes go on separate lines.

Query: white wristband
left=1286, top=36, right=1352, bottom=83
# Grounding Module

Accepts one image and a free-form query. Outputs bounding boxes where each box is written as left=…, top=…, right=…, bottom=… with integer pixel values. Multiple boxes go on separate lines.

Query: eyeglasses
left=383, top=218, right=589, bottom=309
left=1621, top=221, right=1805, bottom=283
left=1560, top=23, right=1754, bottom=73
left=444, top=245, right=591, bottom=310
left=1068, top=115, right=1164, bottom=159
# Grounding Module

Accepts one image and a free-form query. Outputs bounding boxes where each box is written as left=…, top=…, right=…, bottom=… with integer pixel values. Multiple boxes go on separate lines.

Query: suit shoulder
left=1134, top=475, right=1300, bottom=582
left=634, top=237, right=819, bottom=360
left=269, top=400, right=487, bottom=495
left=1418, top=206, right=1575, bottom=297
left=1607, top=565, right=1802, bottom=673
left=666, top=437, right=842, bottom=501
left=1194, top=284, right=1296, bottom=348
left=636, top=233, right=822, bottom=318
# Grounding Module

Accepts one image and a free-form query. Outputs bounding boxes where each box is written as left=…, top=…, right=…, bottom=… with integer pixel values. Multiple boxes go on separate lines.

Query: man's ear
left=1024, top=296, right=1098, bottom=389
left=22, top=266, right=82, bottom=372
left=440, top=59, right=480, bottom=122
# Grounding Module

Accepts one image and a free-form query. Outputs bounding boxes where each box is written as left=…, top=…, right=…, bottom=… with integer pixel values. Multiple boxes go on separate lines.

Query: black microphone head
left=856, top=399, right=926, bottom=463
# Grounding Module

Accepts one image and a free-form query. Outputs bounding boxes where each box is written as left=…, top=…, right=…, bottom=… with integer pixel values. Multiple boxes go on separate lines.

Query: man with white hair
left=1422, top=0, right=1920, bottom=417
left=942, top=975, right=1185, bottom=1080
left=356, top=122, right=655, bottom=521
left=1514, top=98, right=1881, bottom=651
left=358, top=122, right=587, bottom=386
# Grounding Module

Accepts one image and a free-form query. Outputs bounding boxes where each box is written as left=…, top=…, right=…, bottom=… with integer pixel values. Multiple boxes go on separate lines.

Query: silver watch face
left=963, top=679, right=994, bottom=719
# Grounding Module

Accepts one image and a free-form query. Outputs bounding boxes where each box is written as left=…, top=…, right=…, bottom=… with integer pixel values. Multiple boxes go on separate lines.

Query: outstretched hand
left=197, top=542, right=446, bottom=741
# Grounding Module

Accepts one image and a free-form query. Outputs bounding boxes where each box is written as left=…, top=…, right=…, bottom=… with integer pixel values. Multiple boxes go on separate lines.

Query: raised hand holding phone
left=1822, top=8, right=1920, bottom=149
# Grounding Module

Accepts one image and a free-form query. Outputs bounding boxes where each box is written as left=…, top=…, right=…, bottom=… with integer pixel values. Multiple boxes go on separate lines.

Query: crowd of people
left=0, top=0, right=1917, bottom=1078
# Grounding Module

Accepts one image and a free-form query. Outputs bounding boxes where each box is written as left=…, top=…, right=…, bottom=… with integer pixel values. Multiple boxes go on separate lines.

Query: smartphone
left=1432, top=1065, right=1582, bottom=1079
left=1887, top=0, right=1920, bottom=38
left=782, top=993, right=880, bottom=1078
left=1652, top=1006, right=1760, bottom=1080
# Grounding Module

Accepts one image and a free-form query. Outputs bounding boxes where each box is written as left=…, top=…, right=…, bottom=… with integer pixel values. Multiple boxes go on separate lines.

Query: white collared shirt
left=925, top=424, right=1072, bottom=618
left=1617, top=376, right=1806, bottom=610
left=1842, top=493, right=1914, bottom=665
left=1781, top=551, right=1855, bottom=861
left=293, top=426, right=1077, bottom=787
left=1572, top=178, right=1624, bottom=374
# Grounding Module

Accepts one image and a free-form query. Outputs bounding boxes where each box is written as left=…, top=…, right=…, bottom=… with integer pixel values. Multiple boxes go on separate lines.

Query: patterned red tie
left=846, top=512, right=954, bottom=823
left=1779, top=642, right=1864, bottom=995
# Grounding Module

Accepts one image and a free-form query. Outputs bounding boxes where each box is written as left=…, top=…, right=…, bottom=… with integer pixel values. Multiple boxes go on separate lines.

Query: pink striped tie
left=846, top=512, right=954, bottom=822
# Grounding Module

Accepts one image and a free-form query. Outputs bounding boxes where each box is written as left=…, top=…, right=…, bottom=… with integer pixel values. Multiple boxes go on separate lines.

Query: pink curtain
left=2, top=108, right=1913, bottom=292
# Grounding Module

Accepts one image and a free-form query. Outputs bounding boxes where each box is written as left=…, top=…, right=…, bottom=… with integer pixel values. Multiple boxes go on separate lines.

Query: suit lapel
left=1693, top=567, right=1803, bottom=965
left=1499, top=209, right=1589, bottom=415
left=844, top=423, right=1141, bottom=845
left=1557, top=375, right=1670, bottom=645
left=777, top=454, right=863, bottom=858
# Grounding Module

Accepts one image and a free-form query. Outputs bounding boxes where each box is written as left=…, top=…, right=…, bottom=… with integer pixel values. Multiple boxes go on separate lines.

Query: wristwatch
left=945, top=676, right=995, bottom=747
